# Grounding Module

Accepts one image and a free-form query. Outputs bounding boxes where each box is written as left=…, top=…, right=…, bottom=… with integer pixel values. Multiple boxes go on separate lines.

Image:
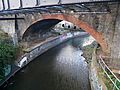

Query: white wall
left=22, top=0, right=36, bottom=8
left=3, top=0, right=8, bottom=10
left=0, top=0, right=3, bottom=10
left=9, top=0, right=20, bottom=9
left=40, top=0, right=59, bottom=6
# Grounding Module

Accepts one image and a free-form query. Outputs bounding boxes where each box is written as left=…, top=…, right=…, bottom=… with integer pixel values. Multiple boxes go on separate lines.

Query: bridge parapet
left=0, top=0, right=114, bottom=12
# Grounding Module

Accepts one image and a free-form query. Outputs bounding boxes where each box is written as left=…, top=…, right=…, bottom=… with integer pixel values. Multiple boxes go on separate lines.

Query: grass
left=97, top=65, right=120, bottom=90
left=97, top=67, right=113, bottom=90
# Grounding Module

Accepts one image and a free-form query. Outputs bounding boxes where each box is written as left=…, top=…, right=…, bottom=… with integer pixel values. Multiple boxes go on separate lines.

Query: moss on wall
left=82, top=41, right=98, bottom=64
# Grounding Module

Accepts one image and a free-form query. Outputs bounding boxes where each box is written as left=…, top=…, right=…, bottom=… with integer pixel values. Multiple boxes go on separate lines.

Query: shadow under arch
left=22, top=14, right=108, bottom=53
left=22, top=19, right=62, bottom=39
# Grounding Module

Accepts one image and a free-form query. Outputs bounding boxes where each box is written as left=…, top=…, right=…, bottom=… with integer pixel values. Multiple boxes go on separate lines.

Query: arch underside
left=23, top=14, right=108, bottom=52
left=22, top=19, right=62, bottom=39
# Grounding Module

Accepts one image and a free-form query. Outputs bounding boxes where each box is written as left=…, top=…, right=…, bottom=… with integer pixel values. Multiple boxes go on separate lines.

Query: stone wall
left=110, top=4, right=120, bottom=69
left=78, top=3, right=119, bottom=52
left=0, top=15, right=15, bottom=37
left=78, top=3, right=120, bottom=69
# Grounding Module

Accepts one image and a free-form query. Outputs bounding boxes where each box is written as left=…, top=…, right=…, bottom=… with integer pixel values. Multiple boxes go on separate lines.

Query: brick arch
left=28, top=14, right=107, bottom=52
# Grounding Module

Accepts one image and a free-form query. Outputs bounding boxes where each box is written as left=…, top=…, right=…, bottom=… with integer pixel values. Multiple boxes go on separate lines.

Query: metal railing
left=0, top=0, right=114, bottom=11
left=98, top=55, right=120, bottom=90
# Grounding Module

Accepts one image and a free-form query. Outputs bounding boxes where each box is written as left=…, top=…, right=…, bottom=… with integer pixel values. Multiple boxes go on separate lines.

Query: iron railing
left=98, top=55, right=120, bottom=90
left=0, top=0, right=114, bottom=11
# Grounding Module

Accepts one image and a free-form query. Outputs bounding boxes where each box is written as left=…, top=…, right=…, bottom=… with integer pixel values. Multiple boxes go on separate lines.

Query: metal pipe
left=58, top=0, right=62, bottom=4
left=7, top=0, right=10, bottom=9
left=2, top=0, right=5, bottom=10
left=20, top=0, right=23, bottom=8
left=36, top=0, right=39, bottom=6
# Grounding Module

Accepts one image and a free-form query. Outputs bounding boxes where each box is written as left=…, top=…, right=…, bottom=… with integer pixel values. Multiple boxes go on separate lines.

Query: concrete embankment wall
left=89, top=47, right=103, bottom=90
left=89, top=47, right=108, bottom=90
left=16, top=32, right=85, bottom=67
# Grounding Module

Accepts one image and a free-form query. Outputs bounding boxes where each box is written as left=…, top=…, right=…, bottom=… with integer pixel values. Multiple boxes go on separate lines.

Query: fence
left=0, top=0, right=112, bottom=11
left=98, top=55, right=120, bottom=90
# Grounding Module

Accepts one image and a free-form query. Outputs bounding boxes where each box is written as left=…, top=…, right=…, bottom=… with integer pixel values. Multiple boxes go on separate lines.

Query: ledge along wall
left=16, top=32, right=86, bottom=67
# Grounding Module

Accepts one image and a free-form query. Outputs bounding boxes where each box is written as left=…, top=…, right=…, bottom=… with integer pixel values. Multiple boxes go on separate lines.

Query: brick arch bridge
left=23, top=14, right=108, bottom=52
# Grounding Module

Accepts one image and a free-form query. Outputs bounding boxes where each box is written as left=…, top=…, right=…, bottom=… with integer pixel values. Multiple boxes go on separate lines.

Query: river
left=3, top=35, right=91, bottom=90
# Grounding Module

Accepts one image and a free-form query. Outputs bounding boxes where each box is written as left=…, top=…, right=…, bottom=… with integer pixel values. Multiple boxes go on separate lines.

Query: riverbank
left=77, top=35, right=103, bottom=90
left=87, top=43, right=120, bottom=90
left=2, top=33, right=91, bottom=90
left=0, top=32, right=88, bottom=88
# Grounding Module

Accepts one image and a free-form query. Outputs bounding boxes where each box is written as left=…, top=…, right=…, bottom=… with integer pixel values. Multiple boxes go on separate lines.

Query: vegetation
left=82, top=41, right=97, bottom=64
left=98, top=67, right=120, bottom=90
left=116, top=80, right=120, bottom=89
left=0, top=30, right=17, bottom=80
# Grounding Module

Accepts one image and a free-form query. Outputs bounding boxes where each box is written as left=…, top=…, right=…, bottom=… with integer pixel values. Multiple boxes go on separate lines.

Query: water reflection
left=4, top=36, right=91, bottom=90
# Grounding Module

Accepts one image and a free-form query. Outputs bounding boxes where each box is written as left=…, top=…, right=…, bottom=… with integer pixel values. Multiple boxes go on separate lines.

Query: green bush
left=0, top=42, right=17, bottom=79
